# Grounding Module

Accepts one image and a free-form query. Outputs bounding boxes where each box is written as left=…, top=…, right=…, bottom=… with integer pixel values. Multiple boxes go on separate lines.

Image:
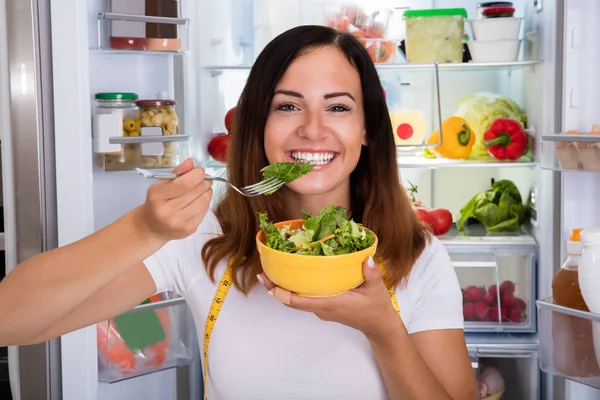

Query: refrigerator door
left=1, top=0, right=61, bottom=399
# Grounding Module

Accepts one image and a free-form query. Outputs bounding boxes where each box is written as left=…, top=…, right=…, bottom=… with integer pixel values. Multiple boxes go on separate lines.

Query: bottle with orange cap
left=551, top=228, right=600, bottom=377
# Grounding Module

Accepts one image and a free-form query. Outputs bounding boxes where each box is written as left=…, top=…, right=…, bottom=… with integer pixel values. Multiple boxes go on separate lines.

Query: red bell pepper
left=483, top=118, right=528, bottom=160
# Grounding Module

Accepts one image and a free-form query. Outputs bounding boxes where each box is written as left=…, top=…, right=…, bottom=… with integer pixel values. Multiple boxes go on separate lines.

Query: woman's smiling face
left=263, top=45, right=366, bottom=196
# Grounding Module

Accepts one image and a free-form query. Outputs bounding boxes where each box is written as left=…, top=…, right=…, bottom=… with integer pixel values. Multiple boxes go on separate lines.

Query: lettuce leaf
left=258, top=205, right=375, bottom=256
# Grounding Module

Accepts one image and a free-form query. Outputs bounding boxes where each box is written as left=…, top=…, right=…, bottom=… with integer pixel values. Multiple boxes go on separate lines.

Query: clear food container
left=403, top=8, right=467, bottom=64
left=92, top=92, right=143, bottom=172
left=136, top=99, right=181, bottom=169
left=97, top=293, right=194, bottom=383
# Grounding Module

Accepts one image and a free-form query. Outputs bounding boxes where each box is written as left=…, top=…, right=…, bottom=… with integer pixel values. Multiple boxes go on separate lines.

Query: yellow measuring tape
left=202, top=258, right=400, bottom=400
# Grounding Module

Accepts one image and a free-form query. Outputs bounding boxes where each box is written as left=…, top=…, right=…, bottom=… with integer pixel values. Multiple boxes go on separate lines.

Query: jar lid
left=403, top=8, right=467, bottom=19
left=581, top=227, right=600, bottom=244
left=95, top=92, right=138, bottom=100
left=482, top=7, right=515, bottom=15
left=136, top=100, right=176, bottom=107
left=477, top=2, right=513, bottom=8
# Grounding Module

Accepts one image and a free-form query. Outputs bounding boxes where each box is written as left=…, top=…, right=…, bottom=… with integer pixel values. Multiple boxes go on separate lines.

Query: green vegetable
left=457, top=180, right=529, bottom=232
left=260, top=162, right=314, bottom=183
left=258, top=205, right=375, bottom=256
left=454, top=92, right=528, bottom=160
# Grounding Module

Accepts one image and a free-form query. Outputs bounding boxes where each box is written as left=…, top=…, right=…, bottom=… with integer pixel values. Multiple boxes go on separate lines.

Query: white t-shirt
left=144, top=209, right=464, bottom=400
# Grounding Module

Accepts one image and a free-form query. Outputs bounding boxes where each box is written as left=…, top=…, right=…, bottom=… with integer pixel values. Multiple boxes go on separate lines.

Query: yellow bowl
left=256, top=219, right=378, bottom=297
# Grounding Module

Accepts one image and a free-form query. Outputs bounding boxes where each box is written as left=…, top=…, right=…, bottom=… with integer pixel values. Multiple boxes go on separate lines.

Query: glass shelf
left=540, top=132, right=600, bottom=172
left=202, top=60, right=539, bottom=73
left=396, top=154, right=536, bottom=169
left=537, top=297, right=600, bottom=390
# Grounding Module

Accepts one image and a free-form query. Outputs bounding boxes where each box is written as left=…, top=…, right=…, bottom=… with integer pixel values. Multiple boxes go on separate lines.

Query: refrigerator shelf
left=439, top=226, right=536, bottom=248
left=90, top=48, right=186, bottom=56
left=202, top=60, right=539, bottom=73
left=108, top=134, right=191, bottom=145
left=540, top=132, right=600, bottom=172
left=537, top=297, right=600, bottom=390
left=396, top=154, right=536, bottom=169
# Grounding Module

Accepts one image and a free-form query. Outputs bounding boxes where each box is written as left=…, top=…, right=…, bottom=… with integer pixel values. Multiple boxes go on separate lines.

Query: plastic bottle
left=551, top=228, right=600, bottom=377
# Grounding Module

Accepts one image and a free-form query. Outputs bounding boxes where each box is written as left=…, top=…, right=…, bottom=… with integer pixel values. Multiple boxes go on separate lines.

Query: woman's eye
left=276, top=103, right=298, bottom=112
left=328, top=105, right=351, bottom=112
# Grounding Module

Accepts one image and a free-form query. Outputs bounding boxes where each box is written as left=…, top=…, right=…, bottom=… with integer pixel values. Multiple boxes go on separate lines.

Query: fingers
left=362, top=256, right=381, bottom=283
left=150, top=165, right=208, bottom=202
left=256, top=273, right=276, bottom=291
left=170, top=157, right=195, bottom=175
left=270, top=287, right=292, bottom=305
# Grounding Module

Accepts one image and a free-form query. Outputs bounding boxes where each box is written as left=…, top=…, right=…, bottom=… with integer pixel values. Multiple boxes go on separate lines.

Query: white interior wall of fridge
left=560, top=0, right=600, bottom=398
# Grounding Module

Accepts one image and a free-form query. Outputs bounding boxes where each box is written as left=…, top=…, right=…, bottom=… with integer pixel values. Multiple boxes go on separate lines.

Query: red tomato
left=415, top=207, right=453, bottom=236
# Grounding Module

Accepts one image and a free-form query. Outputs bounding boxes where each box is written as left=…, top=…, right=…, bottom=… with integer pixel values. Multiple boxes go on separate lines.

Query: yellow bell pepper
left=427, top=117, right=475, bottom=159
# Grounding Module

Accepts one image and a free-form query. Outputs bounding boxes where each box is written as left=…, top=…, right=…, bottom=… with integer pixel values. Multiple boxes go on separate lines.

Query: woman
left=0, top=25, right=477, bottom=399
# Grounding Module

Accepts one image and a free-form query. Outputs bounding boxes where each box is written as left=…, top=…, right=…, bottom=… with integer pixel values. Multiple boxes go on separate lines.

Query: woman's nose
left=297, top=109, right=328, bottom=140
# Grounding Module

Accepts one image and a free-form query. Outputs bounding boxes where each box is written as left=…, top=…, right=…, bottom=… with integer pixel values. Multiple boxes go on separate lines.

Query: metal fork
left=135, top=168, right=286, bottom=197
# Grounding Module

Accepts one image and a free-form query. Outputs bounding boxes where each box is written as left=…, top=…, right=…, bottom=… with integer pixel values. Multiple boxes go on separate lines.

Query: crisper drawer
left=467, top=334, right=539, bottom=400
left=537, top=297, right=600, bottom=389
left=447, top=245, right=536, bottom=333
left=97, top=292, right=195, bottom=383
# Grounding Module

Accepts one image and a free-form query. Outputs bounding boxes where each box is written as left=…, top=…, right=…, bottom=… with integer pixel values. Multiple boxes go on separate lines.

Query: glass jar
left=109, top=0, right=147, bottom=50
left=93, top=93, right=142, bottom=171
left=145, top=0, right=181, bottom=51
left=135, top=99, right=180, bottom=169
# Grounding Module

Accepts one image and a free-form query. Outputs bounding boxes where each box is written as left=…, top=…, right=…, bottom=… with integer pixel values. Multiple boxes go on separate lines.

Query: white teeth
left=290, top=151, right=336, bottom=165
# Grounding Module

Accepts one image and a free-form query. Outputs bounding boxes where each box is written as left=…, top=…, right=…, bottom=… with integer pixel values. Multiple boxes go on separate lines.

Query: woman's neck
left=281, top=181, right=352, bottom=220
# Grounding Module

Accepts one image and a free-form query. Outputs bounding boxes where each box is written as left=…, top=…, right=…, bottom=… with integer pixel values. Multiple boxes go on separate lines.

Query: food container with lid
left=135, top=99, right=181, bottom=169
left=467, top=39, right=521, bottom=63
left=482, top=6, right=515, bottom=18
left=403, top=8, right=468, bottom=64
left=579, top=228, right=600, bottom=313
left=468, top=17, right=522, bottom=41
left=476, top=2, right=514, bottom=18
left=93, top=92, right=142, bottom=171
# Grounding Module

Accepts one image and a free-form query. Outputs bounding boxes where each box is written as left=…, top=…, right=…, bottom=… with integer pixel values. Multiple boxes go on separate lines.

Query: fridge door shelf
left=537, top=297, right=600, bottom=390
left=540, top=132, right=600, bottom=172
left=450, top=246, right=536, bottom=333
left=96, top=12, right=190, bottom=54
left=97, top=294, right=195, bottom=384
left=439, top=226, right=537, bottom=247
left=94, top=134, right=191, bottom=172
left=203, top=60, right=540, bottom=73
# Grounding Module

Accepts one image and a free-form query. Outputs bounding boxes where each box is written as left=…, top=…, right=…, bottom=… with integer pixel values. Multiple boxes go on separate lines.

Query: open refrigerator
left=2, top=0, right=600, bottom=399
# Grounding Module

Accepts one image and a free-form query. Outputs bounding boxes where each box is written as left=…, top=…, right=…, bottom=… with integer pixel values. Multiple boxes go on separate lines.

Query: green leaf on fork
left=260, top=162, right=314, bottom=184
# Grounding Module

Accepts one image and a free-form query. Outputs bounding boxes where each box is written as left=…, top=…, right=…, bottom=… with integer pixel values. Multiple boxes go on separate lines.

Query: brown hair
left=201, top=25, right=429, bottom=294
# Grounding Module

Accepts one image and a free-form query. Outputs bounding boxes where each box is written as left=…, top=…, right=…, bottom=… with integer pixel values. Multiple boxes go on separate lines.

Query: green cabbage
left=454, top=92, right=528, bottom=159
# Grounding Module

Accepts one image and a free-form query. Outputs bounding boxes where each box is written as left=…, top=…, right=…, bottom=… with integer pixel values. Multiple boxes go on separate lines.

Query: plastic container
left=109, top=0, right=147, bottom=50
left=551, top=229, right=600, bottom=378
left=361, top=39, right=398, bottom=63
left=136, top=99, right=180, bottom=169
left=468, top=17, right=522, bottom=41
left=97, top=294, right=194, bottom=382
left=92, top=92, right=142, bottom=171
left=476, top=2, right=514, bottom=18
left=145, top=0, right=182, bottom=51
left=325, top=2, right=392, bottom=39
left=390, top=109, right=427, bottom=146
left=403, top=8, right=467, bottom=64
left=482, top=7, right=515, bottom=18
left=580, top=228, right=600, bottom=312
left=467, top=39, right=521, bottom=63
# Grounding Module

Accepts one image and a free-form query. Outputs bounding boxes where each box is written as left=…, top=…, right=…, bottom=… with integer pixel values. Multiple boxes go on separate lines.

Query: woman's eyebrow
left=274, top=90, right=356, bottom=102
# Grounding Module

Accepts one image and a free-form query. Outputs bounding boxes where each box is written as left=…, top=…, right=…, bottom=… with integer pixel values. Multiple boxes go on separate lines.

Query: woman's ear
left=361, top=129, right=367, bottom=146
